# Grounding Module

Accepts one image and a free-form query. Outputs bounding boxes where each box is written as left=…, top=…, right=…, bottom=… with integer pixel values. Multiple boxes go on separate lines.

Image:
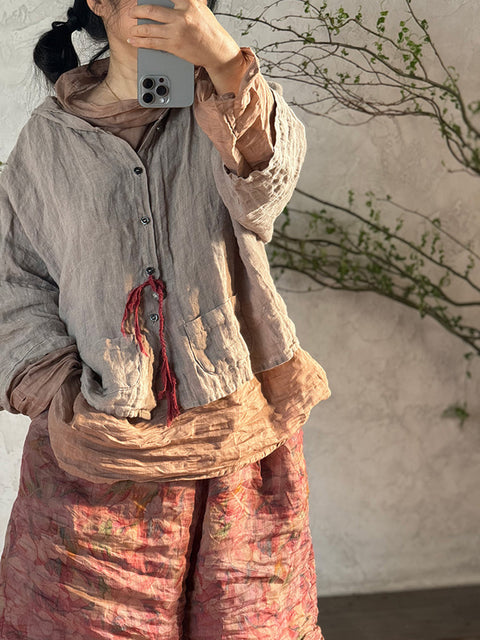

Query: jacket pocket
left=183, top=293, right=251, bottom=375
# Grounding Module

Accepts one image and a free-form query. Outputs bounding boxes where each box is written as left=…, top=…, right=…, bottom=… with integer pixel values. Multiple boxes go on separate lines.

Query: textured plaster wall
left=1, top=0, right=479, bottom=597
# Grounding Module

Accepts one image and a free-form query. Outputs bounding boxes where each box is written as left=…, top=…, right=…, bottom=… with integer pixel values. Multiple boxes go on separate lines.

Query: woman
left=0, top=0, right=331, bottom=637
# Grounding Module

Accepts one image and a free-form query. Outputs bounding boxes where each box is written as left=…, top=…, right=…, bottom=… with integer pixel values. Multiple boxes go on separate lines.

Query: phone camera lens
left=142, top=78, right=155, bottom=89
left=156, top=85, right=168, bottom=97
left=142, top=93, right=155, bottom=104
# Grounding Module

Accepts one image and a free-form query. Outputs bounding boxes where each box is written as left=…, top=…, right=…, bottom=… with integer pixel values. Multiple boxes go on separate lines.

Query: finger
left=127, top=35, right=170, bottom=49
left=128, top=4, right=175, bottom=21
left=130, top=22, right=168, bottom=37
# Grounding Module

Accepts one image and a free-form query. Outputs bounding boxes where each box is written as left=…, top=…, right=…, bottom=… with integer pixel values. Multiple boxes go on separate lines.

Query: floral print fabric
left=0, top=410, right=325, bottom=640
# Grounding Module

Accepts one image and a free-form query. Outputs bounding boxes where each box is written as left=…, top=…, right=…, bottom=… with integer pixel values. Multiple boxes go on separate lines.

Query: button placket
left=134, top=164, right=159, bottom=290
left=133, top=162, right=167, bottom=318
left=143, top=267, right=167, bottom=313
left=116, top=119, right=181, bottom=425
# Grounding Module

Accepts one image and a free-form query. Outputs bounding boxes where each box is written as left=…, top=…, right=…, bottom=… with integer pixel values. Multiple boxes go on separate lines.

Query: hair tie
left=51, top=11, right=82, bottom=34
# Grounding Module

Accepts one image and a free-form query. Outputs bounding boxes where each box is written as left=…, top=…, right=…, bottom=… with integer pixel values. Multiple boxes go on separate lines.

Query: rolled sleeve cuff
left=194, top=47, right=275, bottom=178
left=7, top=344, right=82, bottom=418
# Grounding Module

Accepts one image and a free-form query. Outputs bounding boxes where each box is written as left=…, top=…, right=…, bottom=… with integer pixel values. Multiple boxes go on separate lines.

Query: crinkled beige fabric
left=46, top=347, right=331, bottom=483
left=7, top=48, right=331, bottom=483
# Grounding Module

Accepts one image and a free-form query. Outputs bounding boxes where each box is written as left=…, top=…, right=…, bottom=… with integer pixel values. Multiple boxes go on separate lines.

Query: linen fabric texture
left=0, top=47, right=331, bottom=484
left=0, top=48, right=310, bottom=419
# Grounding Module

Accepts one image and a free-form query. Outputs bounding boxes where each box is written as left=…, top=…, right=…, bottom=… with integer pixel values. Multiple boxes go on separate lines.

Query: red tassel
left=121, top=274, right=181, bottom=427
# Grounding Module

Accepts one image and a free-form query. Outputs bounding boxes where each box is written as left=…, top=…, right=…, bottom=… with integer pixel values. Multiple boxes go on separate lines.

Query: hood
left=32, top=55, right=202, bottom=131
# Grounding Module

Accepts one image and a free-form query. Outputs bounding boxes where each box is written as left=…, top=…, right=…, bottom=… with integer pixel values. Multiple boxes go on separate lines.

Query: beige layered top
left=7, top=48, right=331, bottom=483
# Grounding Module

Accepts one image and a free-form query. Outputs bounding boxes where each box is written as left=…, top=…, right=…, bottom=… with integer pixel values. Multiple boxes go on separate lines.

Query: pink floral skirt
left=0, top=410, right=325, bottom=640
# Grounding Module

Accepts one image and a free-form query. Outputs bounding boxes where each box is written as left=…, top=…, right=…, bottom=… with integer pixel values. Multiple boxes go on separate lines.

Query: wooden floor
left=316, top=585, right=480, bottom=640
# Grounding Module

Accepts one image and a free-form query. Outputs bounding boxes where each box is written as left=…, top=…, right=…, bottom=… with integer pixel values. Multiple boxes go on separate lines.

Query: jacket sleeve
left=209, top=75, right=308, bottom=244
left=0, top=177, right=78, bottom=414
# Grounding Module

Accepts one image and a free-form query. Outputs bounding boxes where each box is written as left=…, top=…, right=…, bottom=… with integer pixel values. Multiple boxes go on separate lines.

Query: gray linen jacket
left=0, top=79, right=307, bottom=419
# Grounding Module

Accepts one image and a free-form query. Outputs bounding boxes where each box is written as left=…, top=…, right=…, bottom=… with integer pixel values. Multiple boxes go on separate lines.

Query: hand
left=127, top=0, right=242, bottom=74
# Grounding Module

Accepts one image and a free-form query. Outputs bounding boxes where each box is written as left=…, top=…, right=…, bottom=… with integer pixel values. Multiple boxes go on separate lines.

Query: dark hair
left=33, top=0, right=220, bottom=87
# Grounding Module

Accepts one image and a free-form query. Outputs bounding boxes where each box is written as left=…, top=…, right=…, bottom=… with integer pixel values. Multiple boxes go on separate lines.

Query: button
left=150, top=313, right=159, bottom=322
left=134, top=166, right=143, bottom=174
left=140, top=216, right=151, bottom=225
left=145, top=266, right=155, bottom=275
left=153, top=292, right=159, bottom=299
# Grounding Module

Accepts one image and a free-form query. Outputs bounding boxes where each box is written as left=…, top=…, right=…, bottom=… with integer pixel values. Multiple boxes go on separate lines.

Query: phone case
left=137, top=0, right=194, bottom=108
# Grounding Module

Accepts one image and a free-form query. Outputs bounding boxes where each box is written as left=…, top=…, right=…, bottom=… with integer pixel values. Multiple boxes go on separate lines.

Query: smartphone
left=136, top=0, right=195, bottom=108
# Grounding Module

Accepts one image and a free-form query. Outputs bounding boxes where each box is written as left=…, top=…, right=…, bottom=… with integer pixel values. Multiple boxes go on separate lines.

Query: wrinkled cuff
left=194, top=46, right=275, bottom=178
left=7, top=344, right=82, bottom=419
left=211, top=78, right=307, bottom=244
